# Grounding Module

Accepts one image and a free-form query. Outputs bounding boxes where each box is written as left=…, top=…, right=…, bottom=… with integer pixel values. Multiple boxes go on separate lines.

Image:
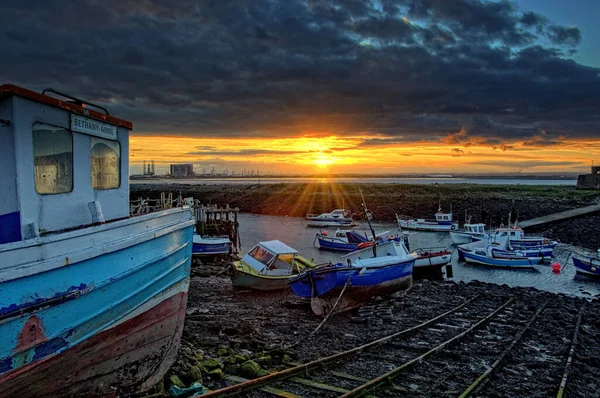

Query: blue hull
left=289, top=259, right=414, bottom=298
left=573, top=256, right=600, bottom=276
left=458, top=247, right=541, bottom=268
left=192, top=242, right=231, bottom=255
left=0, top=216, right=194, bottom=393
left=492, top=248, right=553, bottom=258
left=316, top=237, right=357, bottom=252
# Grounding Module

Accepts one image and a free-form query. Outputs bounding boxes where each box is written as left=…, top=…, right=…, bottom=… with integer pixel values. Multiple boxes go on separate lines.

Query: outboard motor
left=403, top=236, right=410, bottom=251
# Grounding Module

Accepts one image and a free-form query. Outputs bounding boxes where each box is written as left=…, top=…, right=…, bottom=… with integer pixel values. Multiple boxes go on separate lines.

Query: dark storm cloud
left=1, top=0, right=598, bottom=146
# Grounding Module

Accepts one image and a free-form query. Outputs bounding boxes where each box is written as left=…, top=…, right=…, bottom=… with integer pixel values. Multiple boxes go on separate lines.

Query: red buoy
left=552, top=262, right=561, bottom=274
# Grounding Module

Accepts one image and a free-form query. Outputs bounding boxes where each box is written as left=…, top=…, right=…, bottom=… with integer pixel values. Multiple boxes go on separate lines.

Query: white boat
left=0, top=84, right=195, bottom=396
left=396, top=207, right=458, bottom=232
left=450, top=222, right=486, bottom=244
left=305, top=209, right=356, bottom=228
left=457, top=232, right=543, bottom=269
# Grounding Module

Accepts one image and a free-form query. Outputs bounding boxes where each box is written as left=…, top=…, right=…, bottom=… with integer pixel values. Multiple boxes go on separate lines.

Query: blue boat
left=315, top=229, right=372, bottom=252
left=0, top=85, right=195, bottom=396
left=572, top=255, right=600, bottom=277
left=491, top=247, right=553, bottom=259
left=290, top=239, right=416, bottom=315
left=457, top=233, right=543, bottom=269
left=192, top=233, right=232, bottom=256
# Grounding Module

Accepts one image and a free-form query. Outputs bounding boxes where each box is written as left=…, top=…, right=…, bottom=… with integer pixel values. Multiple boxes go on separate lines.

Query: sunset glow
left=129, top=133, right=600, bottom=175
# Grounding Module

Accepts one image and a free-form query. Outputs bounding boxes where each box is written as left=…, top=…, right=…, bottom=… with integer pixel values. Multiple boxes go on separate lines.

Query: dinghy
left=229, top=240, right=315, bottom=290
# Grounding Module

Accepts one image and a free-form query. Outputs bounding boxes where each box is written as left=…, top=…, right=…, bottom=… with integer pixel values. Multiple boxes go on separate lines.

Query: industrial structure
left=170, top=163, right=194, bottom=177
left=577, top=165, right=600, bottom=189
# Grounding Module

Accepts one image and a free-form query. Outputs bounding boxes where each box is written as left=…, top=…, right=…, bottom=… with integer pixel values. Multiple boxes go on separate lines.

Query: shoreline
left=131, top=182, right=600, bottom=250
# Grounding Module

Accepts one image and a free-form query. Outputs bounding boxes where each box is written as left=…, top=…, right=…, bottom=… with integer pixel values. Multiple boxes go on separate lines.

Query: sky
left=1, top=0, right=599, bottom=175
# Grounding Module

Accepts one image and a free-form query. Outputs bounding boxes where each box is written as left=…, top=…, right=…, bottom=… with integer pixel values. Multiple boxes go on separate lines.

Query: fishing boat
left=192, top=233, right=232, bottom=256
left=457, top=233, right=543, bottom=268
left=291, top=195, right=416, bottom=316
left=305, top=209, right=356, bottom=228
left=289, top=240, right=416, bottom=315
left=229, top=240, right=316, bottom=290
left=0, top=85, right=195, bottom=396
left=450, top=222, right=486, bottom=244
left=396, top=206, right=458, bottom=232
left=572, top=253, right=600, bottom=277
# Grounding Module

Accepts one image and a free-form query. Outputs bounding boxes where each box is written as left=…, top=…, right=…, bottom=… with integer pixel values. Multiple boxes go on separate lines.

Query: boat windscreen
left=269, top=253, right=295, bottom=270
left=249, top=246, right=274, bottom=265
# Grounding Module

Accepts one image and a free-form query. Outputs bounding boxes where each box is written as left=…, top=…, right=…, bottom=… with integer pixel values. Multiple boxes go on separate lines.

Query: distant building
left=577, top=165, right=600, bottom=189
left=170, top=163, right=194, bottom=177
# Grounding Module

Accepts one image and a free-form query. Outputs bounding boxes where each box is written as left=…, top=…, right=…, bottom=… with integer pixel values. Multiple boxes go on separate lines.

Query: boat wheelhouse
left=450, top=222, right=486, bottom=244
left=0, top=85, right=195, bottom=396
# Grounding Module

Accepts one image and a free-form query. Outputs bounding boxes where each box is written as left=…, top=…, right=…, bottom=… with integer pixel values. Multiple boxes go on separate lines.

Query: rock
left=239, top=360, right=262, bottom=379
left=201, top=358, right=224, bottom=370
left=409, top=383, right=419, bottom=391
left=223, top=365, right=238, bottom=375
left=216, top=347, right=229, bottom=357
left=257, top=369, right=270, bottom=377
left=254, top=356, right=272, bottom=366
left=169, top=375, right=185, bottom=388
left=208, top=368, right=224, bottom=380
left=282, top=354, right=292, bottom=363
left=188, top=366, right=203, bottom=384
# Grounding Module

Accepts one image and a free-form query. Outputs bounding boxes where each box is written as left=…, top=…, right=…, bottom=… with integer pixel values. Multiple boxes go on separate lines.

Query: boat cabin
left=435, top=212, right=453, bottom=223
left=464, top=223, right=486, bottom=234
left=0, top=85, right=132, bottom=244
left=242, top=240, right=300, bottom=275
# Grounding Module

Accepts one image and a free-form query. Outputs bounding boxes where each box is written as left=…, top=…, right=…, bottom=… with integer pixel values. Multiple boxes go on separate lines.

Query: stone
left=216, top=347, right=229, bottom=357
left=169, top=375, right=185, bottom=388
left=239, top=360, right=262, bottom=379
left=282, top=354, right=292, bottom=363
left=201, top=358, right=224, bottom=370
left=257, top=369, right=270, bottom=377
left=208, top=368, right=224, bottom=380
left=188, top=366, right=203, bottom=384
left=254, top=356, right=272, bottom=366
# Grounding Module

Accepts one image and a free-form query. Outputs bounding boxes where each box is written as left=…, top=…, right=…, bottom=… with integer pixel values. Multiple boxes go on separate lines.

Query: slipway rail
left=204, top=295, right=583, bottom=398
left=201, top=295, right=480, bottom=397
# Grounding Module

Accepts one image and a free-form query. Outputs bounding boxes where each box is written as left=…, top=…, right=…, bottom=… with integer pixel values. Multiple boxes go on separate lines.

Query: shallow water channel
left=237, top=213, right=600, bottom=298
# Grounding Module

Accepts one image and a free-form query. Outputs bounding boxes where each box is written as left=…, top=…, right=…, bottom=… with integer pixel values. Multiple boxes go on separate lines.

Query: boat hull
left=398, top=220, right=457, bottom=232
left=290, top=259, right=414, bottom=316
left=450, top=231, right=481, bottom=244
left=458, top=247, right=541, bottom=268
left=316, top=236, right=357, bottom=252
left=415, top=251, right=452, bottom=268
left=192, top=241, right=231, bottom=256
left=230, top=269, right=292, bottom=291
left=0, top=208, right=195, bottom=397
left=307, top=221, right=355, bottom=228
left=573, top=256, right=600, bottom=277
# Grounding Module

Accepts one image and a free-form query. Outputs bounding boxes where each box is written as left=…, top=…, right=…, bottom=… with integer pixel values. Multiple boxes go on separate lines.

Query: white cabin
left=464, top=223, right=486, bottom=234
left=0, top=85, right=132, bottom=244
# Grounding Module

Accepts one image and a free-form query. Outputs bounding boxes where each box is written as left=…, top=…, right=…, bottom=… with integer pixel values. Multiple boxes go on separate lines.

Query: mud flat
left=138, top=263, right=599, bottom=397
left=131, top=183, right=600, bottom=249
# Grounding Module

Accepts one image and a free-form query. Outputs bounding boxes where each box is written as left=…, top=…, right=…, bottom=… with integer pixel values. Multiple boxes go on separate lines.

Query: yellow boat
left=229, top=240, right=316, bottom=290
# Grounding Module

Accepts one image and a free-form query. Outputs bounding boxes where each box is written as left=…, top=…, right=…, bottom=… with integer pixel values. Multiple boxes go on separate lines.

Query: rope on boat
left=309, top=275, right=352, bottom=337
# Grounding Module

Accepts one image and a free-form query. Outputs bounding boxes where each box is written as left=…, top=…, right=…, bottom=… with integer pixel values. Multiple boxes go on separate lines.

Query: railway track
left=198, top=292, right=585, bottom=398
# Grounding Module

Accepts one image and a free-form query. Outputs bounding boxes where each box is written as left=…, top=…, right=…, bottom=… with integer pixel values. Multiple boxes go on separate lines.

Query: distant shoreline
left=130, top=174, right=579, bottom=181
left=130, top=182, right=599, bottom=249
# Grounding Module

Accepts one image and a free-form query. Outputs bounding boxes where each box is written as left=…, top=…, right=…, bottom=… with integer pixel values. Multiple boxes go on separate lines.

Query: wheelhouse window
left=91, top=138, right=120, bottom=190
left=33, top=122, right=73, bottom=194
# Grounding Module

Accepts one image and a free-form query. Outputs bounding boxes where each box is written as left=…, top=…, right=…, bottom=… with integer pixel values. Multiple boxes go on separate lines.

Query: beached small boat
left=0, top=85, right=195, bottom=396
left=229, top=240, right=315, bottom=290
left=289, top=240, right=416, bottom=315
left=413, top=248, right=452, bottom=268
left=192, top=233, right=232, bottom=256
left=396, top=207, right=458, bottom=232
left=457, top=234, right=543, bottom=268
left=306, top=209, right=356, bottom=228
left=572, top=255, right=600, bottom=277
left=450, top=222, right=486, bottom=244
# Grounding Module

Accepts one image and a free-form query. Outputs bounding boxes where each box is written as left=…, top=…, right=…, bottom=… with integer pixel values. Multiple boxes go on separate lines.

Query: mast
left=358, top=186, right=376, bottom=240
